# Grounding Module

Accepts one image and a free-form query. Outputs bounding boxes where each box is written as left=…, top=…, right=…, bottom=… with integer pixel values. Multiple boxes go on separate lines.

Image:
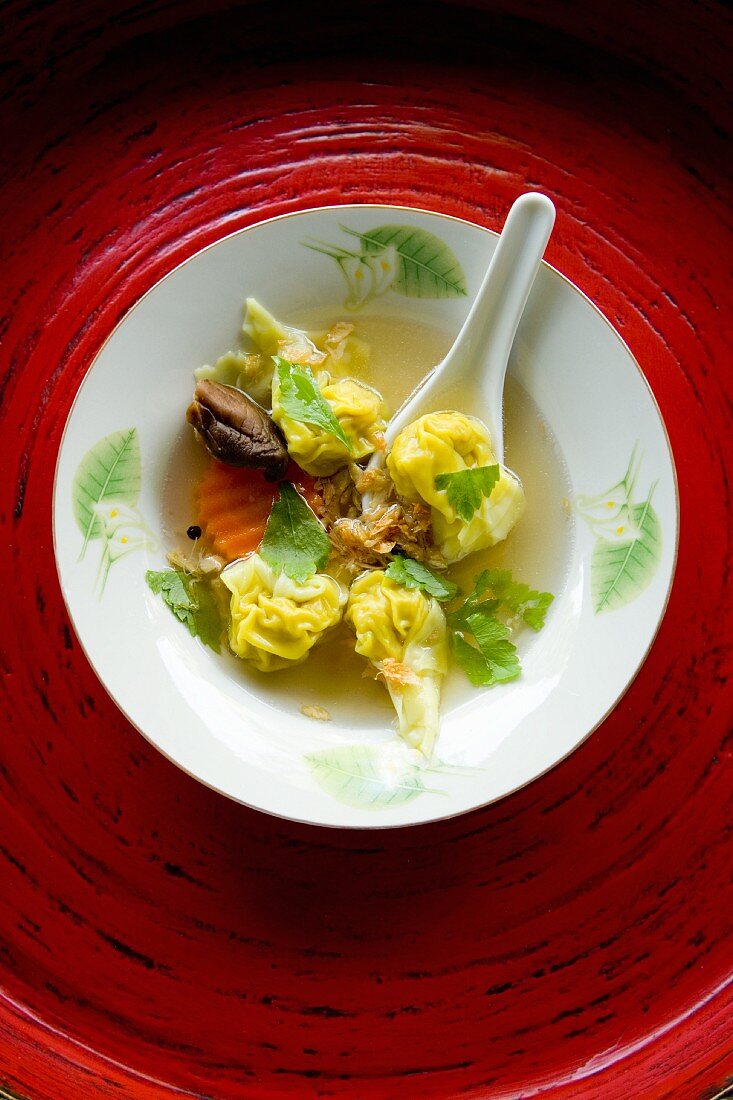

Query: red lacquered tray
left=1, top=3, right=731, bottom=1097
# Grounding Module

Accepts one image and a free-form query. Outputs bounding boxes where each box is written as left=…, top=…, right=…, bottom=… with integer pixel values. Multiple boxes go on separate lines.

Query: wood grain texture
left=0, top=1, right=731, bottom=1097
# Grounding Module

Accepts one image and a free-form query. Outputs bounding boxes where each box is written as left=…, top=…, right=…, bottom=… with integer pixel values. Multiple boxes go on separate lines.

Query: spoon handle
left=445, top=192, right=556, bottom=461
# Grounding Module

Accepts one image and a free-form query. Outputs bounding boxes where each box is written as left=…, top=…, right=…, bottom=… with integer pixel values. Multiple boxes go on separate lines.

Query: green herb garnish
left=146, top=569, right=222, bottom=652
left=451, top=568, right=554, bottom=632
left=385, top=555, right=458, bottom=602
left=476, top=568, right=554, bottom=630
left=434, top=464, right=500, bottom=522
left=274, top=356, right=352, bottom=451
left=260, top=481, right=331, bottom=583
left=448, top=568, right=553, bottom=687
left=451, top=622, right=520, bottom=686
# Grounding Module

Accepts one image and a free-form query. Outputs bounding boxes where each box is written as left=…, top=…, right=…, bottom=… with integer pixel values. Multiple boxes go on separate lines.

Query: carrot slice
left=195, top=460, right=318, bottom=562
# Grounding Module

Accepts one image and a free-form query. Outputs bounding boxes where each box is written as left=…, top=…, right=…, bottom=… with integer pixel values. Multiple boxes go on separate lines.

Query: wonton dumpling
left=221, top=554, right=346, bottom=672
left=195, top=350, right=273, bottom=408
left=195, top=296, right=320, bottom=410
left=346, top=571, right=448, bottom=757
left=243, top=298, right=322, bottom=363
left=271, top=370, right=386, bottom=476
left=387, top=411, right=525, bottom=563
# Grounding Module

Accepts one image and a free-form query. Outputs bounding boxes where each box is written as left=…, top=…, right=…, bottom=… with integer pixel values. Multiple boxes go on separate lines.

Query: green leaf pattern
left=72, top=427, right=153, bottom=594
left=305, top=744, right=439, bottom=809
left=590, top=494, right=662, bottom=613
left=578, top=445, right=662, bottom=613
left=73, top=428, right=141, bottom=551
left=302, top=224, right=467, bottom=308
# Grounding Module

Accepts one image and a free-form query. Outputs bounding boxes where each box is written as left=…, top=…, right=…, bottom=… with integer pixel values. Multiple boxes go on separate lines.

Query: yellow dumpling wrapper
left=237, top=301, right=373, bottom=405
left=271, top=370, right=386, bottom=476
left=387, top=411, right=525, bottom=563
left=346, top=571, right=448, bottom=757
left=221, top=554, right=346, bottom=672
left=194, top=350, right=273, bottom=407
left=243, top=298, right=320, bottom=361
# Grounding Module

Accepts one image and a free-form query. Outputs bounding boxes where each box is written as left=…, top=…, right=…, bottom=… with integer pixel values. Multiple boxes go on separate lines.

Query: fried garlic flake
left=324, top=321, right=354, bottom=349
left=377, top=658, right=420, bottom=687
left=312, top=468, right=361, bottom=528
left=300, top=704, right=332, bottom=722
left=328, top=496, right=445, bottom=574
left=353, top=465, right=392, bottom=496
left=277, top=338, right=327, bottom=367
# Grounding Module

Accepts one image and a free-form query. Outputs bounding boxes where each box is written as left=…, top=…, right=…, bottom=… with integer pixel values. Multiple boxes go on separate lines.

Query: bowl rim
left=52, top=201, right=680, bottom=829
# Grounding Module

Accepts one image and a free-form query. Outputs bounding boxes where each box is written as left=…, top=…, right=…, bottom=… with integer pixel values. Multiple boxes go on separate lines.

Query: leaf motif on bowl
left=577, top=444, right=662, bottom=613
left=72, top=428, right=154, bottom=594
left=304, top=742, right=443, bottom=808
left=302, top=224, right=468, bottom=308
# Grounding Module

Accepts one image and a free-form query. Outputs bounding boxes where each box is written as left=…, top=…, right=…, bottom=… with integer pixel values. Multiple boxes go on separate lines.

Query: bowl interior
left=53, top=205, right=677, bottom=827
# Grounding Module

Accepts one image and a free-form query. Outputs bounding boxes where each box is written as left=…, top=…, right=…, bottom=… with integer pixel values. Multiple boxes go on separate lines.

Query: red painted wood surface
left=1, top=2, right=731, bottom=1097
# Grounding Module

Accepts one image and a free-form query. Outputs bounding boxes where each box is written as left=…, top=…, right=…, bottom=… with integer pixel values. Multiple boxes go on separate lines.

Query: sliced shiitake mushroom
left=186, top=380, right=288, bottom=480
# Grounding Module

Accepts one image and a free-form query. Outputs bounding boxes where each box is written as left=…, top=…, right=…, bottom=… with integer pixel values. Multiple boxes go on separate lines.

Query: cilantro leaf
left=274, top=356, right=352, bottom=451
left=447, top=592, right=500, bottom=632
left=447, top=567, right=553, bottom=688
left=465, top=612, right=521, bottom=682
left=385, top=555, right=458, bottom=601
left=191, top=582, right=225, bottom=651
left=260, top=481, right=331, bottom=583
left=146, top=569, right=195, bottom=630
left=146, top=569, right=221, bottom=652
left=451, top=633, right=496, bottom=686
left=523, top=598, right=554, bottom=631
left=470, top=568, right=554, bottom=630
left=434, top=464, right=500, bottom=522
left=450, top=616, right=520, bottom=687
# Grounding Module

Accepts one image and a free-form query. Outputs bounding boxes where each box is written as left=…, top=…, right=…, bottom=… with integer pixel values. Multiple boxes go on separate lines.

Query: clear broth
left=163, top=311, right=573, bottom=724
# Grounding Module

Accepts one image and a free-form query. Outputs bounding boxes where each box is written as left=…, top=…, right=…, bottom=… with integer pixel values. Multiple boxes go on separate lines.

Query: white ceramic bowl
left=53, top=205, right=678, bottom=828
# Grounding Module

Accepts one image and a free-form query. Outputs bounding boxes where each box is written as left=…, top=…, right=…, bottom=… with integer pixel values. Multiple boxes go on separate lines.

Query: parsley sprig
left=448, top=569, right=553, bottom=687
left=146, top=569, right=222, bottom=652
left=274, top=356, right=352, bottom=451
left=385, top=555, right=458, bottom=601
left=434, top=464, right=500, bottom=522
left=260, top=481, right=331, bottom=583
